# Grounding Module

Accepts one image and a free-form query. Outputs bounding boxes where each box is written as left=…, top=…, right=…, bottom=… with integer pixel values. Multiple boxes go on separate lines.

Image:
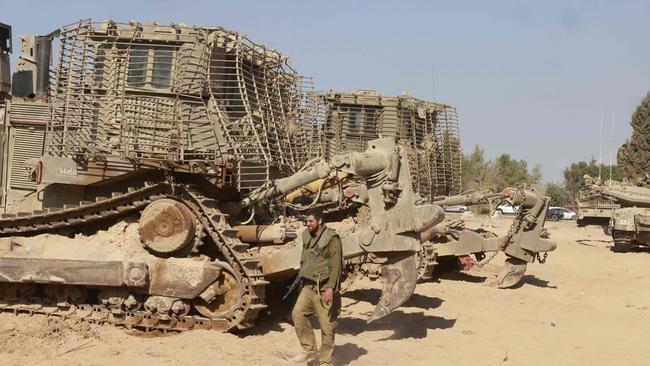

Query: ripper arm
left=431, top=186, right=557, bottom=263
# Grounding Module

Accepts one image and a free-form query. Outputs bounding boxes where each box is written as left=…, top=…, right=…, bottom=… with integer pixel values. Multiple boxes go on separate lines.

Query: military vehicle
left=315, top=90, right=462, bottom=198
left=576, top=176, right=621, bottom=231
left=310, top=90, right=554, bottom=286
left=579, top=176, right=650, bottom=252
left=0, top=19, right=555, bottom=332
left=429, top=187, right=555, bottom=287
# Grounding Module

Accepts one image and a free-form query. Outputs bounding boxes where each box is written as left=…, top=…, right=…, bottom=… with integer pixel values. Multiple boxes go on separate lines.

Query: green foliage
left=563, top=158, right=621, bottom=200
left=461, top=145, right=494, bottom=191
left=545, top=182, right=570, bottom=206
left=619, top=92, right=650, bottom=180
left=462, top=146, right=542, bottom=192
left=492, top=154, right=541, bottom=191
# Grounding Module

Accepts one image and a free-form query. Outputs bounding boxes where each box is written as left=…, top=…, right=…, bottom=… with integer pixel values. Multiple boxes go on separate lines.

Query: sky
left=2, top=0, right=649, bottom=183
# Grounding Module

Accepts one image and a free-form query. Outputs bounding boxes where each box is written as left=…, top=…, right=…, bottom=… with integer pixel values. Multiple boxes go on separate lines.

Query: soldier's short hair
left=305, top=208, right=324, bottom=222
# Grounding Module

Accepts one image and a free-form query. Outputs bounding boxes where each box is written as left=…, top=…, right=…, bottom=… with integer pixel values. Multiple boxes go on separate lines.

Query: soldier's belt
left=301, top=278, right=330, bottom=288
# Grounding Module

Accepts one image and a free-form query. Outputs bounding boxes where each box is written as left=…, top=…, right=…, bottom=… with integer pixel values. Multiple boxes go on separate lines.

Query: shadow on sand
left=306, top=343, right=369, bottom=366
left=236, top=311, right=286, bottom=337
left=508, top=274, right=557, bottom=289
left=576, top=239, right=650, bottom=253
left=237, top=281, right=295, bottom=337
left=576, top=239, right=611, bottom=247
left=337, top=310, right=456, bottom=340
left=436, top=270, right=487, bottom=284
left=280, top=287, right=455, bottom=340
left=342, top=288, right=443, bottom=310
left=630, top=246, right=650, bottom=254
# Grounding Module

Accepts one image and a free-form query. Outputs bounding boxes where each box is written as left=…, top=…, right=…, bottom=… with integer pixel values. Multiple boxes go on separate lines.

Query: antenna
left=431, top=64, right=436, bottom=101
left=609, top=109, right=615, bottom=186
left=599, top=105, right=603, bottom=179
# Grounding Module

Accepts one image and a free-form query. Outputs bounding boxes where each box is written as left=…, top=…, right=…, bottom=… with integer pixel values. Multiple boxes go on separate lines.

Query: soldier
left=291, top=208, right=343, bottom=365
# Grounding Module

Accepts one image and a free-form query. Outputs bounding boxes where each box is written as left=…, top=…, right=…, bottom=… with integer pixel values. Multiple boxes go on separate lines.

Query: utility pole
left=599, top=105, right=603, bottom=179
left=431, top=64, right=436, bottom=101
left=609, top=109, right=615, bottom=186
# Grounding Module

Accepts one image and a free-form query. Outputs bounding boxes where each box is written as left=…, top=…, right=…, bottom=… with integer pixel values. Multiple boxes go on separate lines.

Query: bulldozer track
left=612, top=231, right=634, bottom=253
left=0, top=182, right=268, bottom=332
left=0, top=294, right=231, bottom=332
left=416, top=243, right=437, bottom=282
left=0, top=183, right=167, bottom=235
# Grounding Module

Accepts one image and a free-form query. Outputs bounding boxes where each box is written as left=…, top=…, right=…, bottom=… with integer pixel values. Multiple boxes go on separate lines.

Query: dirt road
left=2, top=218, right=649, bottom=365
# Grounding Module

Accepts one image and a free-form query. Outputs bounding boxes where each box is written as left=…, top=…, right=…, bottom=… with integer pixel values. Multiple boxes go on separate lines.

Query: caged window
left=345, top=107, right=379, bottom=137
left=348, top=110, right=361, bottom=134
left=127, top=46, right=148, bottom=87
left=152, top=48, right=173, bottom=88
left=127, top=46, right=174, bottom=89
left=364, top=109, right=378, bottom=135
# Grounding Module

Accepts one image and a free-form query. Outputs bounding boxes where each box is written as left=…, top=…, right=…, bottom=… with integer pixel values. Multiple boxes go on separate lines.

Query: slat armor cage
left=46, top=19, right=308, bottom=189
left=316, top=90, right=462, bottom=199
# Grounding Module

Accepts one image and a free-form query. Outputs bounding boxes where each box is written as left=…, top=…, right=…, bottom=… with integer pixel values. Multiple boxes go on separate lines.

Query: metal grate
left=578, top=194, right=620, bottom=209
left=310, top=91, right=463, bottom=200
left=47, top=20, right=220, bottom=163
left=289, top=77, right=327, bottom=168
left=8, top=100, right=49, bottom=124
left=10, top=125, right=45, bottom=190
left=45, top=19, right=305, bottom=189
left=206, top=29, right=304, bottom=186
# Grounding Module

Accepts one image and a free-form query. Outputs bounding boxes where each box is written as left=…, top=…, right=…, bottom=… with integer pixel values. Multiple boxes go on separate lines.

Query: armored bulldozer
left=0, top=19, right=556, bottom=333
left=300, top=90, right=554, bottom=286
left=0, top=19, right=374, bottom=331
left=313, top=90, right=463, bottom=198
left=579, top=176, right=650, bottom=252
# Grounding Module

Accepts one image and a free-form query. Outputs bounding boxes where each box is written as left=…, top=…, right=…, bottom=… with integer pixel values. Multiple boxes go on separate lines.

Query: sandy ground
left=2, top=216, right=650, bottom=366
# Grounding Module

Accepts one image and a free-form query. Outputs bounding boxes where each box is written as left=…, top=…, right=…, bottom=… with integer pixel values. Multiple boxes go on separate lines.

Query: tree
left=490, top=154, right=541, bottom=192
left=462, top=147, right=542, bottom=192
left=531, top=165, right=543, bottom=185
left=545, top=183, right=570, bottom=206
left=462, top=145, right=494, bottom=191
left=619, top=92, right=650, bottom=180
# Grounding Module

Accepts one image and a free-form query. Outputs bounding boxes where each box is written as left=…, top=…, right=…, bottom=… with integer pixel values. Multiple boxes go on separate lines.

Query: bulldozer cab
left=317, top=90, right=463, bottom=200
left=0, top=22, right=51, bottom=209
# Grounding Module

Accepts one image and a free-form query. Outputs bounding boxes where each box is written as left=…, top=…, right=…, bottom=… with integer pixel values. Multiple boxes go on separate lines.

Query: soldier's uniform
left=291, top=225, right=343, bottom=365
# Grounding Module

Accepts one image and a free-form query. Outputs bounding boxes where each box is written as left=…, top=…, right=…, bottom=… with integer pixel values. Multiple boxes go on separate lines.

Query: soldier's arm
left=323, top=236, right=342, bottom=291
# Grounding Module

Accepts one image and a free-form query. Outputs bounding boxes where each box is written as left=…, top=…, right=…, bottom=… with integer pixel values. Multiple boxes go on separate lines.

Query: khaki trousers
left=291, top=284, right=340, bottom=364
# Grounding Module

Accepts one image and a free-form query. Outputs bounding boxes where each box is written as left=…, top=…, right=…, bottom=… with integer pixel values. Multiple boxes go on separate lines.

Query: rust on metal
left=193, top=270, right=241, bottom=318
left=139, top=198, right=196, bottom=254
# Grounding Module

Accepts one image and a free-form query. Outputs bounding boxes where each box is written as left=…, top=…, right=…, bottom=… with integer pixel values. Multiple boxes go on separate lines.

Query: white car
left=496, top=203, right=518, bottom=215
left=444, top=205, right=468, bottom=213
left=550, top=207, right=576, bottom=220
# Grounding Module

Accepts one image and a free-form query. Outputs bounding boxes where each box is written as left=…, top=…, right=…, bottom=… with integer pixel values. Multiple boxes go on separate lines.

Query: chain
left=472, top=247, right=500, bottom=268
left=536, top=252, right=548, bottom=264
left=473, top=186, right=526, bottom=268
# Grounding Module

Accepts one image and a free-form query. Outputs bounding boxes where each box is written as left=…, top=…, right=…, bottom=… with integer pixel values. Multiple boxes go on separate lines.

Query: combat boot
left=292, top=350, right=318, bottom=363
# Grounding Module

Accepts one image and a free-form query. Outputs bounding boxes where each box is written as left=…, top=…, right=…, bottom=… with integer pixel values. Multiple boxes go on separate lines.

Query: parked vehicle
left=496, top=203, right=518, bottom=215
left=444, top=205, right=468, bottom=213
left=546, top=207, right=566, bottom=221
left=550, top=207, right=576, bottom=220
left=563, top=205, right=577, bottom=213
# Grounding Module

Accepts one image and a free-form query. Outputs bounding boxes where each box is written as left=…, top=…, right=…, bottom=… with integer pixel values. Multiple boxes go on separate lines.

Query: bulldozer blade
left=367, top=252, right=417, bottom=323
left=496, top=257, right=528, bottom=288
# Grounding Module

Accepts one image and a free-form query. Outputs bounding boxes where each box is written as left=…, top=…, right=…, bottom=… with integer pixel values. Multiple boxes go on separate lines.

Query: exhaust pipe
left=35, top=35, right=51, bottom=101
